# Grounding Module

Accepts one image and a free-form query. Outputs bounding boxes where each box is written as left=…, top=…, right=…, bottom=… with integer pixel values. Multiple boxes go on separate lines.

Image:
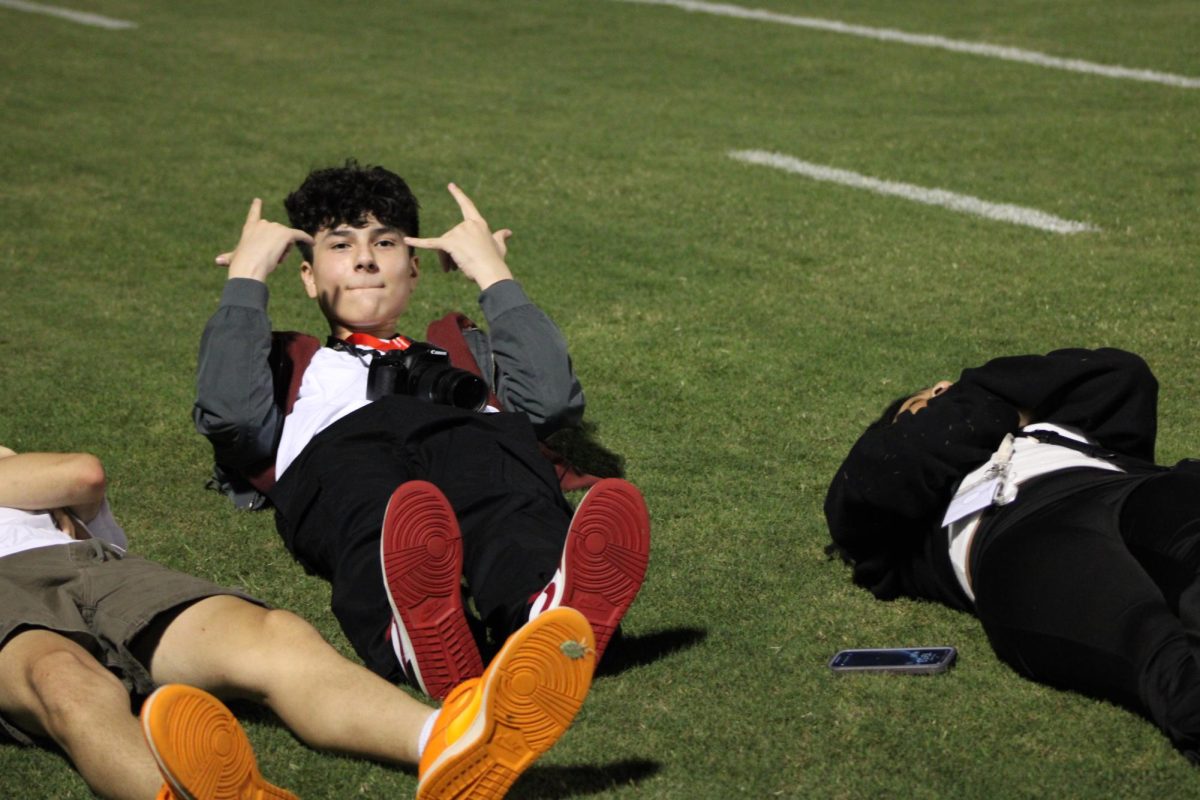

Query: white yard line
left=0, top=0, right=135, bottom=29
left=617, top=0, right=1199, bottom=89
left=729, top=150, right=1099, bottom=234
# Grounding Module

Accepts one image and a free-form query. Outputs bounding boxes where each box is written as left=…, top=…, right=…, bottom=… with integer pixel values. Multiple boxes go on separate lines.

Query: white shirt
left=0, top=499, right=128, bottom=560
left=275, top=347, right=374, bottom=478
left=945, top=423, right=1123, bottom=602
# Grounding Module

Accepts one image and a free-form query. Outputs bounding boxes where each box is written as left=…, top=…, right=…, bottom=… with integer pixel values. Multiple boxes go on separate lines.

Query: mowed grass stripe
left=0, top=0, right=135, bottom=29
left=729, top=149, right=1100, bottom=235
left=615, top=0, right=1200, bottom=89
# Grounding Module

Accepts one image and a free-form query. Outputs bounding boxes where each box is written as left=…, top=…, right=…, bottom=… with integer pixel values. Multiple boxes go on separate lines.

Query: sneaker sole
left=381, top=480, right=484, bottom=700
left=417, top=607, right=596, bottom=800
left=559, top=478, right=651, bottom=661
left=140, top=685, right=296, bottom=800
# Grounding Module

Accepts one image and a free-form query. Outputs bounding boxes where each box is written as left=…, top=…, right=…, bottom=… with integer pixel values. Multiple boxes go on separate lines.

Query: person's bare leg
left=149, top=595, right=431, bottom=764
left=0, top=629, right=161, bottom=800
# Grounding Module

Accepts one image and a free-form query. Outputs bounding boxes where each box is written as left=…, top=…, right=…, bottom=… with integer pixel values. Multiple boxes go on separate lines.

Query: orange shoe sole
left=417, top=607, right=596, bottom=800
left=140, top=684, right=296, bottom=800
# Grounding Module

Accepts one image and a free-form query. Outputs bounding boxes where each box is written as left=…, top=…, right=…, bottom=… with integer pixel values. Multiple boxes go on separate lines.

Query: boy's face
left=300, top=214, right=420, bottom=338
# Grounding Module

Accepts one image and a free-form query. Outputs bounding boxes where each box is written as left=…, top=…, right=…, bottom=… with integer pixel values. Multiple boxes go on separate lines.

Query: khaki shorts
left=0, top=540, right=261, bottom=745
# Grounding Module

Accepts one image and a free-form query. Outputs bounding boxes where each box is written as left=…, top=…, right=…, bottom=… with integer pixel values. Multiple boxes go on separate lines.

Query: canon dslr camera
left=366, top=342, right=489, bottom=411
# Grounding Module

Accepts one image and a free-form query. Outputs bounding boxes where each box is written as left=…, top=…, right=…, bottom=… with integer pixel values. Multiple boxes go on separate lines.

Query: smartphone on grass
left=828, top=646, right=957, bottom=674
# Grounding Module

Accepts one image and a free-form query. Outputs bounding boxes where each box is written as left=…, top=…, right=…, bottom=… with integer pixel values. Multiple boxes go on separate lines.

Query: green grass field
left=1, top=0, right=1198, bottom=796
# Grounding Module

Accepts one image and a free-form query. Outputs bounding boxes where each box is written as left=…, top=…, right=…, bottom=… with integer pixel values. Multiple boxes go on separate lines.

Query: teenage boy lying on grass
left=194, top=161, right=651, bottom=700
left=0, top=443, right=595, bottom=799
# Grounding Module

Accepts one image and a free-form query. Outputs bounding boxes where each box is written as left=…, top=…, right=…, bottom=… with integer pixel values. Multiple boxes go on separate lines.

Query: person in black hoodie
left=825, top=347, right=1200, bottom=761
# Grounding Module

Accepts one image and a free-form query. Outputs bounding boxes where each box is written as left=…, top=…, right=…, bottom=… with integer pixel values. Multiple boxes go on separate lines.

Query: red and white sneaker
left=527, top=478, right=651, bottom=663
left=381, top=480, right=483, bottom=700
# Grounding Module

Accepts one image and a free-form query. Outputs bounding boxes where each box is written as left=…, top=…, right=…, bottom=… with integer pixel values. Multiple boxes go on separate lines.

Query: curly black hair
left=284, top=159, right=420, bottom=261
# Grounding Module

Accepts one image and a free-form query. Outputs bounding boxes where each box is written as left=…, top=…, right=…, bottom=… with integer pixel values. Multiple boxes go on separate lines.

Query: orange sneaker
left=140, top=684, right=297, bottom=800
left=417, top=607, right=596, bottom=799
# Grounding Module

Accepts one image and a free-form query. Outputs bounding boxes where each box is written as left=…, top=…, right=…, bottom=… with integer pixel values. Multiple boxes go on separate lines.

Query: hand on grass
left=404, top=183, right=514, bottom=291
left=214, top=199, right=314, bottom=282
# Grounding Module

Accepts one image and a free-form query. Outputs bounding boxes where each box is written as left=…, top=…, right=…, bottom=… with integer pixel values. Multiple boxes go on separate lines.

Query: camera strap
left=340, top=332, right=414, bottom=352
left=327, top=333, right=416, bottom=367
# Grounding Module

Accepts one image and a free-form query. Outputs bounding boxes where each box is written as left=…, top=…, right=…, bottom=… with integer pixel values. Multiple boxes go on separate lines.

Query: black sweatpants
left=270, top=396, right=573, bottom=681
left=971, top=467, right=1200, bottom=759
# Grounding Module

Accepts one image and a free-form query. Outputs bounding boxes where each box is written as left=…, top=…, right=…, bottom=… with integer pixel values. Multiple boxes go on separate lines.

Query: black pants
left=971, top=467, right=1200, bottom=759
left=270, top=396, right=573, bottom=681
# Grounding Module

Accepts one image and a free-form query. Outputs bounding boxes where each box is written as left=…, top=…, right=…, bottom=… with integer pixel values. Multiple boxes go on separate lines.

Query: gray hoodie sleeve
left=193, top=278, right=283, bottom=472
left=476, top=279, right=585, bottom=436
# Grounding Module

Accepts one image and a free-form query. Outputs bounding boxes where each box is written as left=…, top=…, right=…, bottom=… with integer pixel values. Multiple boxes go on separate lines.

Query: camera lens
left=416, top=365, right=487, bottom=410
left=441, top=371, right=488, bottom=410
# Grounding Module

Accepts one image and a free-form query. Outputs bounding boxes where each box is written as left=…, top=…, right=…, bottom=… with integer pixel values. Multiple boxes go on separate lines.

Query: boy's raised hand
left=404, top=183, right=515, bottom=291
left=214, top=198, right=314, bottom=282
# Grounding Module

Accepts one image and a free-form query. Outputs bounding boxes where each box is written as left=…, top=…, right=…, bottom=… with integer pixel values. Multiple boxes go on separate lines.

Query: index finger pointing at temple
left=446, top=183, right=485, bottom=222
left=402, top=235, right=439, bottom=250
